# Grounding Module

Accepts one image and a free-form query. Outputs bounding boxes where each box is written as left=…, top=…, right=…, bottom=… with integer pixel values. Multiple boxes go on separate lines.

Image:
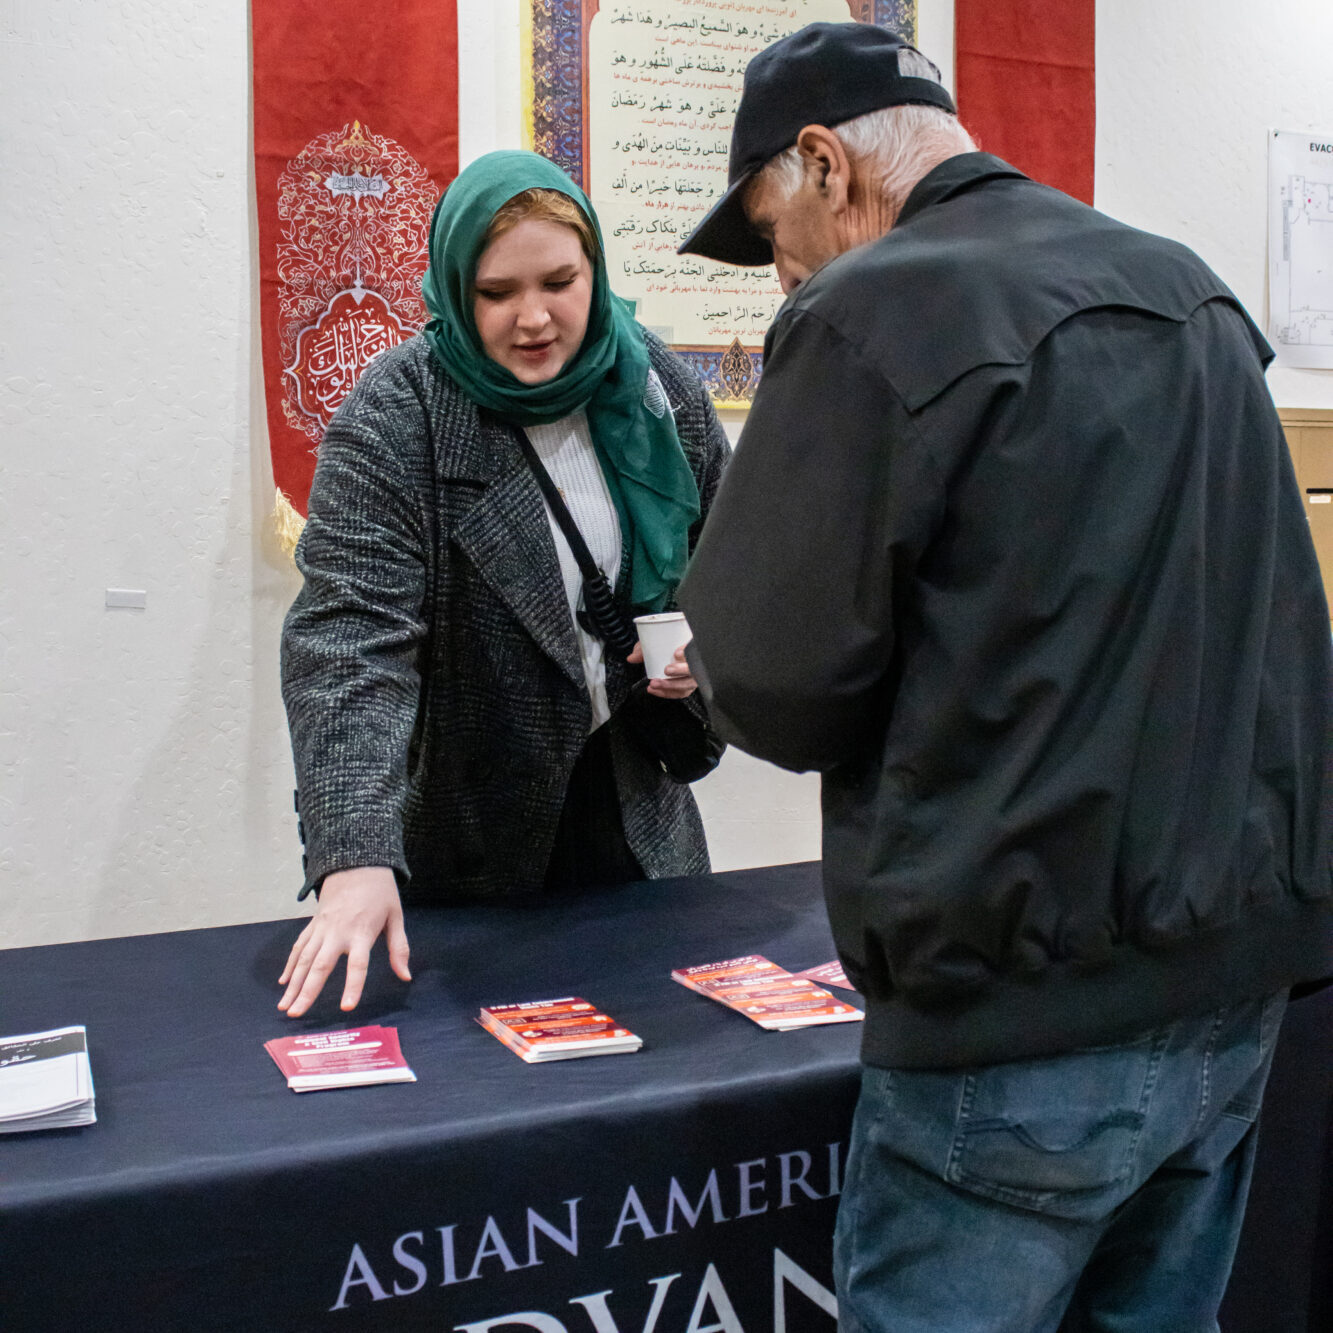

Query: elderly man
left=677, top=22, right=1333, bottom=1333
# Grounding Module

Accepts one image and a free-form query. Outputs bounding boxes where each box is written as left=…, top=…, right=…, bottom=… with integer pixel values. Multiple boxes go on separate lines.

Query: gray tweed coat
left=281, top=332, right=731, bottom=902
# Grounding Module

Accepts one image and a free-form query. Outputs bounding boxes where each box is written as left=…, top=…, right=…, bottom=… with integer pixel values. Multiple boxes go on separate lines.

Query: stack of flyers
left=671, top=955, right=864, bottom=1030
left=264, top=1025, right=416, bottom=1092
left=0, top=1026, right=96, bottom=1133
left=478, top=997, right=643, bottom=1063
left=794, top=960, right=855, bottom=991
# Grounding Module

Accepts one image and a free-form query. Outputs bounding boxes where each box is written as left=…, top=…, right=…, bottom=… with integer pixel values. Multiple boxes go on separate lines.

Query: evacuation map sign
left=1269, top=130, right=1333, bottom=370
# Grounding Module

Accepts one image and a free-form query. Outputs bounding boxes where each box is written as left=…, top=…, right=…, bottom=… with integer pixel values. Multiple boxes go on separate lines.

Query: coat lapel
left=445, top=410, right=586, bottom=690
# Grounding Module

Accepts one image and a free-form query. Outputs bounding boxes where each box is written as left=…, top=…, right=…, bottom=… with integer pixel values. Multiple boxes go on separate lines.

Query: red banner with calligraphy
left=955, top=0, right=1095, bottom=206
left=252, top=0, right=459, bottom=519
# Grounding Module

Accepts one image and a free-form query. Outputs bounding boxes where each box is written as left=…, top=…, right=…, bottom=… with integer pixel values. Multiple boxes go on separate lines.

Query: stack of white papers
left=0, top=1026, right=96, bottom=1132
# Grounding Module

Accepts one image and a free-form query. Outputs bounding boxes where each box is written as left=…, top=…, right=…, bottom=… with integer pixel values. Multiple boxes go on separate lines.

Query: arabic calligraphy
left=286, top=285, right=411, bottom=427
left=323, top=171, right=391, bottom=200
left=589, top=0, right=853, bottom=347
left=275, top=120, right=433, bottom=444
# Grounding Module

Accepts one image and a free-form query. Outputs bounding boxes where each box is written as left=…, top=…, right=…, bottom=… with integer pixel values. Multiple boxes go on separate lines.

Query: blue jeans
left=833, top=993, right=1287, bottom=1333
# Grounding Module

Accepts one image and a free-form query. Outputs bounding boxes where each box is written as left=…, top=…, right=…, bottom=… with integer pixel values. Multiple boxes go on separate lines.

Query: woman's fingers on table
left=277, top=866, right=408, bottom=1016
left=278, top=924, right=324, bottom=1007
left=283, top=927, right=373, bottom=1018
left=278, top=925, right=335, bottom=1015
left=278, top=919, right=316, bottom=987
left=286, top=940, right=341, bottom=1017
left=339, top=939, right=372, bottom=1012
left=386, top=902, right=413, bottom=983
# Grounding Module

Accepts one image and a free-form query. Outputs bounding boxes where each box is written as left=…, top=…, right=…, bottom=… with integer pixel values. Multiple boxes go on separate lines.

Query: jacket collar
left=441, top=401, right=589, bottom=695
left=895, top=152, right=1029, bottom=229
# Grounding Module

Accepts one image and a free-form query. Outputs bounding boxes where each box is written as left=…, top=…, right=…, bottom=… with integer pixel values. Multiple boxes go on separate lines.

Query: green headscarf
left=421, top=150, right=699, bottom=612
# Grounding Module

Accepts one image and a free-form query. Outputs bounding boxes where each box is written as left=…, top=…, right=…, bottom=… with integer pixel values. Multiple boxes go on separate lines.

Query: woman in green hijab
left=278, top=152, right=731, bottom=1017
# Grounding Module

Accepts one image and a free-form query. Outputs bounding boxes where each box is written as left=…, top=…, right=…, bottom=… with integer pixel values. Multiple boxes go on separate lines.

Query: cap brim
left=677, top=170, right=774, bottom=267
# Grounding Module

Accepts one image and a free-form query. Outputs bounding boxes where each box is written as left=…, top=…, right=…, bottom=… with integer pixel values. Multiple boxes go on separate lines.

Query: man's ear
left=795, top=124, right=852, bottom=216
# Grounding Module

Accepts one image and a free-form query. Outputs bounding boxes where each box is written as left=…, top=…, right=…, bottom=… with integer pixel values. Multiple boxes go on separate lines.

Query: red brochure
left=264, top=1025, right=416, bottom=1092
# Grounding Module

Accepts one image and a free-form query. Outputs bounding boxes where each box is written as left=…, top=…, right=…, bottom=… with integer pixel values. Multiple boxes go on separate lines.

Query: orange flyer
left=478, top=997, right=642, bottom=1063
left=671, top=956, right=864, bottom=1031
left=794, top=960, right=856, bottom=991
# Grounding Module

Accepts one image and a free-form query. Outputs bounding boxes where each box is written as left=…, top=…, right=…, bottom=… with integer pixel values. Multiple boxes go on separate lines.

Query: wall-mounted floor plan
left=1270, top=130, right=1333, bottom=369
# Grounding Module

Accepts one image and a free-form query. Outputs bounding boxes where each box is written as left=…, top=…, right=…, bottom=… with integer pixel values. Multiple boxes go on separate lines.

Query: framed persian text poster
left=524, top=1, right=917, bottom=404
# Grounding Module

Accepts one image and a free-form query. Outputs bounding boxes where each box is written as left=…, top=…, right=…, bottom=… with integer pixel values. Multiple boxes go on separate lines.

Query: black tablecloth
left=1, top=864, right=861, bottom=1330
left=1, top=861, right=1328, bottom=1332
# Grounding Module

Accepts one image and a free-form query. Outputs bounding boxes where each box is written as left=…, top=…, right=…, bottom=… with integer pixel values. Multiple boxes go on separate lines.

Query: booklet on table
left=672, top=954, right=864, bottom=1030
left=478, top=997, right=643, bottom=1063
left=264, top=1025, right=416, bottom=1092
left=0, top=1025, right=96, bottom=1133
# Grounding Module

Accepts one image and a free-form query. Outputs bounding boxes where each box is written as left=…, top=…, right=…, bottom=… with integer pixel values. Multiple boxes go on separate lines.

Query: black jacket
left=681, top=154, right=1333, bottom=1068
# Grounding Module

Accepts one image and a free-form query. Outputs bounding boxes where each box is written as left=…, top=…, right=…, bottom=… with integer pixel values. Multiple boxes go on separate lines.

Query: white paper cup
left=633, top=611, right=692, bottom=680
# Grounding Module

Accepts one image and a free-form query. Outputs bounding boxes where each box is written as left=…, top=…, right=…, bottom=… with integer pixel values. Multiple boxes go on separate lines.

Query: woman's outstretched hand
left=278, top=866, right=412, bottom=1017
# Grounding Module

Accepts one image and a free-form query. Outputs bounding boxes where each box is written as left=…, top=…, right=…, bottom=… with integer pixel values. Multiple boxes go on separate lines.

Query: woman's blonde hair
left=483, top=188, right=600, bottom=263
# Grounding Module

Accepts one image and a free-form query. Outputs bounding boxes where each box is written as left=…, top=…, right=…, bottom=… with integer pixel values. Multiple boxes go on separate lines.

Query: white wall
left=2, top=1, right=301, bottom=949
left=1095, top=0, right=1333, bottom=408
left=3, top=0, right=1331, bottom=949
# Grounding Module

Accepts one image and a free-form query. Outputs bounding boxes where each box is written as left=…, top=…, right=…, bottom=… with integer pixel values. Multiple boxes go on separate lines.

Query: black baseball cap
left=677, top=23, right=956, bottom=266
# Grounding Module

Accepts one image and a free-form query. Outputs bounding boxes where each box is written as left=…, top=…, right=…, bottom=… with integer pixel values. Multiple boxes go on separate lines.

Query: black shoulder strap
left=514, top=427, right=639, bottom=660
left=514, top=426, right=601, bottom=582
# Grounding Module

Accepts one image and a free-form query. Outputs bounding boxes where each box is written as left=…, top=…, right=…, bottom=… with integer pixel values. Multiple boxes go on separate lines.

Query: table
left=2, top=864, right=861, bottom=1331
left=1, top=863, right=1328, bottom=1331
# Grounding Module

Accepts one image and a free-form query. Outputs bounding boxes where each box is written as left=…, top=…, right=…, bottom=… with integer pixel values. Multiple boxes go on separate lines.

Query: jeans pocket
left=1216, top=990, right=1287, bottom=1124
left=945, top=1032, right=1166, bottom=1218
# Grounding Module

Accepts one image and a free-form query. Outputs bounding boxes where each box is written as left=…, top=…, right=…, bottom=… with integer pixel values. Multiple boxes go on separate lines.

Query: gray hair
left=758, top=101, right=976, bottom=216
